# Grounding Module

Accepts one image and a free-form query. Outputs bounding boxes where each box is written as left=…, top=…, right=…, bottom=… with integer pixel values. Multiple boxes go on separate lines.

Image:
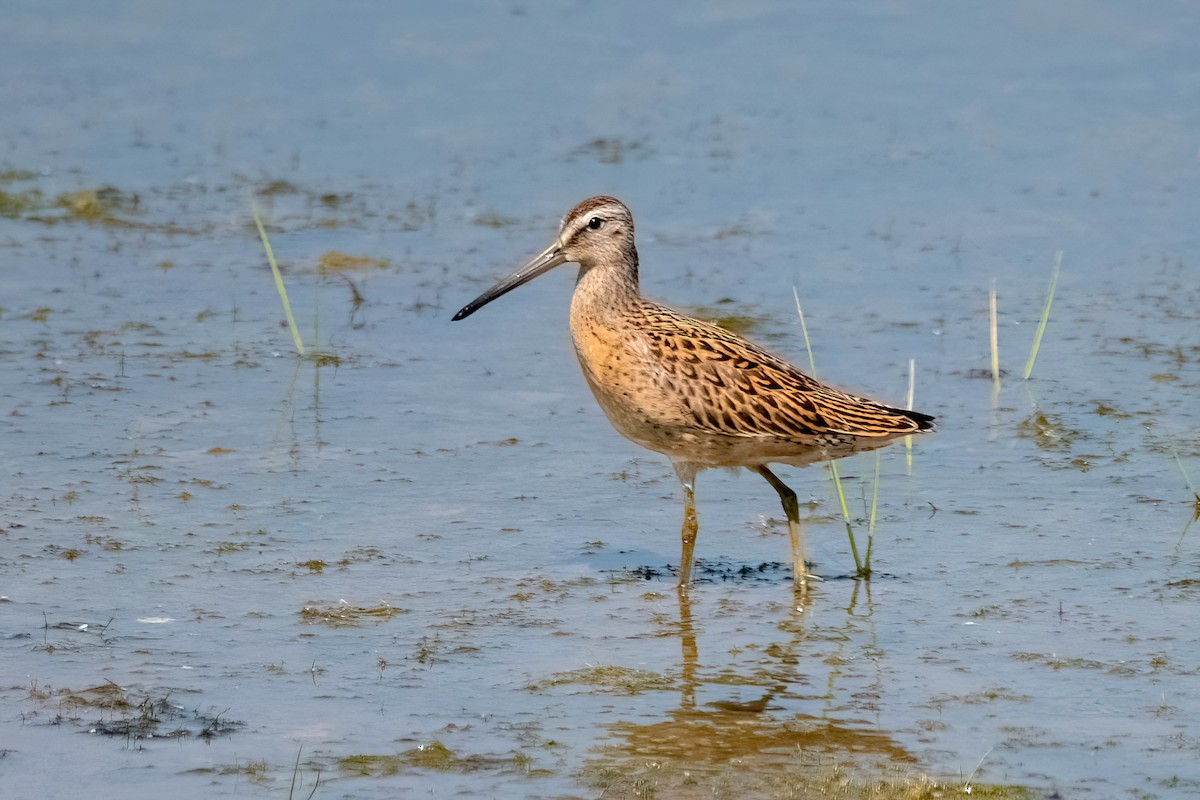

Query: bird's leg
left=679, top=485, right=698, bottom=586
left=673, top=462, right=699, bottom=588
left=755, top=465, right=810, bottom=596
left=675, top=586, right=698, bottom=710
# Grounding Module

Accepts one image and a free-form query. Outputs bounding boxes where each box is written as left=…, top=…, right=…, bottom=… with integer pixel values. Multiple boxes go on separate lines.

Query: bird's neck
left=573, top=250, right=641, bottom=314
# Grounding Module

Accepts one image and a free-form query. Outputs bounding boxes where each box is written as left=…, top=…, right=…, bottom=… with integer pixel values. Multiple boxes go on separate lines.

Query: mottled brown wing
left=639, top=305, right=932, bottom=442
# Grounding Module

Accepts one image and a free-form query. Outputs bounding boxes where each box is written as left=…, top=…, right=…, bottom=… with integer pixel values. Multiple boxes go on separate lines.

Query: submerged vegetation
left=336, top=741, right=542, bottom=777
left=298, top=601, right=408, bottom=627
left=526, top=664, right=678, bottom=695
left=581, top=759, right=1033, bottom=800
left=317, top=251, right=392, bottom=274
left=0, top=184, right=143, bottom=225
left=690, top=298, right=773, bottom=337
left=0, top=186, right=45, bottom=217
left=20, top=681, right=242, bottom=741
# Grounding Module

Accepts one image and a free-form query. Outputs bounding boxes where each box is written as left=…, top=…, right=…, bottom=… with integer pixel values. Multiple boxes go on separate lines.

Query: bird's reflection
left=587, top=580, right=915, bottom=790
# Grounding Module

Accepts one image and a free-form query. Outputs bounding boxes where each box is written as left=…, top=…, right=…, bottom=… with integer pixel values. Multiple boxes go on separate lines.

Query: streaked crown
left=555, top=196, right=637, bottom=274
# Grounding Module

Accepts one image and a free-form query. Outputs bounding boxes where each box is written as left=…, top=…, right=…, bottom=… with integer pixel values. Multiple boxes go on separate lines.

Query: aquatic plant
left=1023, top=251, right=1063, bottom=380
left=252, top=204, right=306, bottom=355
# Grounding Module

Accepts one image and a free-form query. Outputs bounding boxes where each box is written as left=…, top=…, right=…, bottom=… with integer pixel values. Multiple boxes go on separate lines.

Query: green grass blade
left=1022, top=250, right=1063, bottom=380
left=905, top=358, right=915, bottom=475
left=794, top=286, right=866, bottom=574
left=253, top=203, right=306, bottom=356
left=868, top=451, right=881, bottom=536
left=792, top=286, right=817, bottom=376
left=830, top=460, right=864, bottom=575
left=1170, top=448, right=1199, bottom=541
left=1175, top=449, right=1199, bottom=497
left=288, top=746, right=303, bottom=800
left=989, top=280, right=1000, bottom=390
left=863, top=451, right=881, bottom=573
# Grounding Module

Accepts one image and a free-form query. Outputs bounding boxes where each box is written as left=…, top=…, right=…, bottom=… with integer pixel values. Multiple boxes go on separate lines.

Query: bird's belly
left=575, top=354, right=673, bottom=444
left=570, top=332, right=697, bottom=457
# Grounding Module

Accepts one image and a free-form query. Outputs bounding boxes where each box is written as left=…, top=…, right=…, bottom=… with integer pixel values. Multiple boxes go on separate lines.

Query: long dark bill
left=451, top=241, right=568, bottom=321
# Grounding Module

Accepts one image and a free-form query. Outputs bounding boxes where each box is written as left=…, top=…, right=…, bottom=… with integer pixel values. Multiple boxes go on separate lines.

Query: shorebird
left=453, top=196, right=933, bottom=594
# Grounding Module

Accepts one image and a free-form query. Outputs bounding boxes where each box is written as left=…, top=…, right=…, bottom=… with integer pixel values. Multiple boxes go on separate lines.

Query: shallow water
left=2, top=2, right=1199, bottom=798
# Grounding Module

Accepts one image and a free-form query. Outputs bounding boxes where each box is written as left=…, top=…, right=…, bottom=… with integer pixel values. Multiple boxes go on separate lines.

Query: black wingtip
left=907, top=409, right=936, bottom=432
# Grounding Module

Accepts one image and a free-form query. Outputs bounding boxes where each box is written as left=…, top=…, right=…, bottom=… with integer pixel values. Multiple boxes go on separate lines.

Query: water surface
left=2, top=2, right=1199, bottom=798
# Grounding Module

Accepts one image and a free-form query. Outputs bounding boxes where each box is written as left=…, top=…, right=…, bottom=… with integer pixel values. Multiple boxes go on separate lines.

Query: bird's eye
left=588, top=217, right=604, bottom=230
